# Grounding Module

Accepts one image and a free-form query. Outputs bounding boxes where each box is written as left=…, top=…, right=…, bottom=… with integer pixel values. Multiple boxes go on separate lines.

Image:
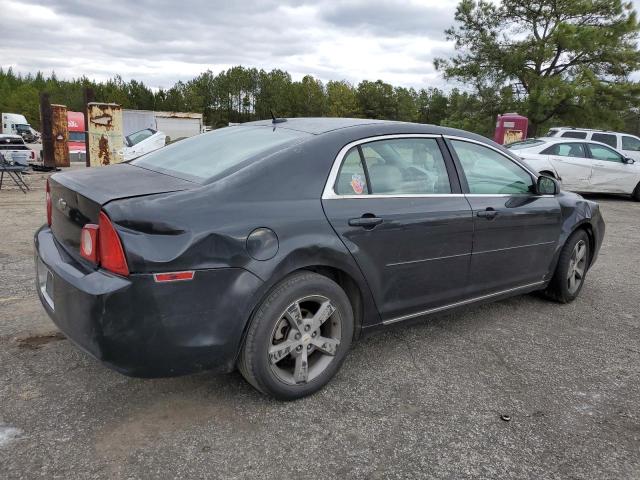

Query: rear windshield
left=131, top=125, right=310, bottom=182
left=0, top=137, right=25, bottom=147
left=506, top=139, right=545, bottom=150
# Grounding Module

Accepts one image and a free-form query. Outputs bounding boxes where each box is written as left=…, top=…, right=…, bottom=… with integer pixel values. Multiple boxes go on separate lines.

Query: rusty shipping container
left=51, top=104, right=70, bottom=167
left=87, top=103, right=124, bottom=167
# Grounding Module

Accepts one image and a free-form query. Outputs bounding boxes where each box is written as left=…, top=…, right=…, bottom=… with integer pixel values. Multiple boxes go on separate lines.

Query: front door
left=322, top=136, right=474, bottom=322
left=586, top=142, right=640, bottom=194
left=447, top=138, right=562, bottom=296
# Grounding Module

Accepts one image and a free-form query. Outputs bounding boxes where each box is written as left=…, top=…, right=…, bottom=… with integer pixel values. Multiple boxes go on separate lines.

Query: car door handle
left=348, top=215, right=383, bottom=228
left=476, top=208, right=498, bottom=219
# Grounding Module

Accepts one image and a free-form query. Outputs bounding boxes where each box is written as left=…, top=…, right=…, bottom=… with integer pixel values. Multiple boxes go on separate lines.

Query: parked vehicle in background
left=123, top=110, right=203, bottom=144
left=35, top=118, right=605, bottom=400
left=546, top=127, right=640, bottom=162
left=0, top=134, right=36, bottom=166
left=67, top=111, right=86, bottom=154
left=121, top=128, right=166, bottom=160
left=509, top=137, right=640, bottom=200
left=2, top=113, right=35, bottom=142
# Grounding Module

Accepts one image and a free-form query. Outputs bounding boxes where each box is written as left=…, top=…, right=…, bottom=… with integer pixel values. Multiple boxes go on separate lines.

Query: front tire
left=544, top=229, right=590, bottom=303
left=238, top=271, right=354, bottom=400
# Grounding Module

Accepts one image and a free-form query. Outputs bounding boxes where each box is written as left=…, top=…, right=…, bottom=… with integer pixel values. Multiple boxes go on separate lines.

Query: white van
left=546, top=127, right=640, bottom=162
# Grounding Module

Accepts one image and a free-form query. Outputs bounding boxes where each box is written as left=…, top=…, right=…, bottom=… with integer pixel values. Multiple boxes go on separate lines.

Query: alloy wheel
left=268, top=295, right=341, bottom=385
left=567, top=240, right=587, bottom=294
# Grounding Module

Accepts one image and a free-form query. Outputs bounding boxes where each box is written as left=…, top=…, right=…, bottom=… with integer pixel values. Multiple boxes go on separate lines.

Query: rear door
left=586, top=142, right=639, bottom=194
left=541, top=142, right=593, bottom=190
left=447, top=138, right=562, bottom=296
left=322, top=135, right=473, bottom=322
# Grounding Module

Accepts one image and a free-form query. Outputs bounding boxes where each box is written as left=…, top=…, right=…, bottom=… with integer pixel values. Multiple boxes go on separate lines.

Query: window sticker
left=350, top=173, right=365, bottom=194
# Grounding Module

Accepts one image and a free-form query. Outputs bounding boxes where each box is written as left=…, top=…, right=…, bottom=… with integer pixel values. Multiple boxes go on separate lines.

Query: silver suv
left=546, top=127, right=640, bottom=162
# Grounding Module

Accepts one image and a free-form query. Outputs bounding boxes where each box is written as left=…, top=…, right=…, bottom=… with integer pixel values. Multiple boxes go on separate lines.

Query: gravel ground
left=0, top=172, right=638, bottom=479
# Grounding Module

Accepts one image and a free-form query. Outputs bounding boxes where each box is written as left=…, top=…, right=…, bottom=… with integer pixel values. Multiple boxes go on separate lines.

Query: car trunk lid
left=49, top=163, right=196, bottom=261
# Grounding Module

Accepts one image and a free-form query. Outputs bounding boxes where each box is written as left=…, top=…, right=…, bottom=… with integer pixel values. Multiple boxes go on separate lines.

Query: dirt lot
left=0, top=171, right=639, bottom=479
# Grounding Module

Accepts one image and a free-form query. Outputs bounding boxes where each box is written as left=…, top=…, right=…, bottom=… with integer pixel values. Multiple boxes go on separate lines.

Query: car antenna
left=270, top=109, right=287, bottom=124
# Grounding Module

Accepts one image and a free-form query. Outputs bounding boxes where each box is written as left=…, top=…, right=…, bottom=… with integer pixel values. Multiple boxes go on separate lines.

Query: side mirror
left=623, top=157, right=635, bottom=164
left=536, top=175, right=559, bottom=195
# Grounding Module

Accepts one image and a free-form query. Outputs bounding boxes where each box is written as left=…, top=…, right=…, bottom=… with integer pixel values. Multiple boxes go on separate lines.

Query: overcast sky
left=1, top=0, right=639, bottom=90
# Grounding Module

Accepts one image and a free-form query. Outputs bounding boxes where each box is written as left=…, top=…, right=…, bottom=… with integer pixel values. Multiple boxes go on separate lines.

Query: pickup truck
left=0, top=134, right=36, bottom=166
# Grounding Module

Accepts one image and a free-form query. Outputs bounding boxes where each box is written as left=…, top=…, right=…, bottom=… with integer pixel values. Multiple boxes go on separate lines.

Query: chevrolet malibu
left=35, top=118, right=605, bottom=400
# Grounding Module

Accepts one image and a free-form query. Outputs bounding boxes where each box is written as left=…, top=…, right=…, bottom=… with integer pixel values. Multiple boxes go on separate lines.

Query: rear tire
left=544, top=229, right=590, bottom=303
left=238, top=271, right=354, bottom=400
left=632, top=182, right=640, bottom=202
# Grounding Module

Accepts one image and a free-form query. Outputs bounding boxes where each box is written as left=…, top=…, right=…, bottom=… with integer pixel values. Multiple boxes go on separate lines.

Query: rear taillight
left=46, top=179, right=52, bottom=226
left=30, top=150, right=35, bottom=160
left=80, top=224, right=99, bottom=263
left=78, top=212, right=129, bottom=276
left=98, top=212, right=129, bottom=276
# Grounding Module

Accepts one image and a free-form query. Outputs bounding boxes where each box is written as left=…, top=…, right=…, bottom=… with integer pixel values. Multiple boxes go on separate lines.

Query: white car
left=121, top=128, right=166, bottom=161
left=508, top=137, right=640, bottom=201
left=546, top=127, right=640, bottom=162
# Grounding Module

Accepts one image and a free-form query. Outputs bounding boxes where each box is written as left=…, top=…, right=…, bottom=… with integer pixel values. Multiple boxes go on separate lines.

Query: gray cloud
left=321, top=0, right=455, bottom=38
left=23, top=0, right=640, bottom=91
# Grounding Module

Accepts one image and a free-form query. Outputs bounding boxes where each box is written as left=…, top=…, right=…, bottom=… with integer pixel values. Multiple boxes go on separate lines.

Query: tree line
left=2, top=0, right=640, bottom=139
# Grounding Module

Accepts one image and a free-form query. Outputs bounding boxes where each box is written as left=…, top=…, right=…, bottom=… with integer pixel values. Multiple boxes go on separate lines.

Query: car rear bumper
left=34, top=226, right=263, bottom=378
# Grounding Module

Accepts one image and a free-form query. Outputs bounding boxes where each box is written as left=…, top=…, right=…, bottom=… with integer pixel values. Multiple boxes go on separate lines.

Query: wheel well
left=301, top=266, right=364, bottom=339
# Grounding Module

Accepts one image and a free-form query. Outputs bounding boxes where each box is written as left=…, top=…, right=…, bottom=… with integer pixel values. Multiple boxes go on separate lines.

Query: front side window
left=591, top=133, right=617, bottom=149
left=451, top=140, right=534, bottom=194
left=561, top=131, right=587, bottom=139
left=622, top=135, right=640, bottom=151
left=541, top=142, right=586, bottom=158
left=587, top=143, right=624, bottom=163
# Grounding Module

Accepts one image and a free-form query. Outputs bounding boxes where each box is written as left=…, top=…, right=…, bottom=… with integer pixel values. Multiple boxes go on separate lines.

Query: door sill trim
left=382, top=281, right=546, bottom=326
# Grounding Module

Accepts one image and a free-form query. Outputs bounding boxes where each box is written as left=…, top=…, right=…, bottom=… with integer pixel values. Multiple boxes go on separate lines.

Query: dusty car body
left=35, top=118, right=605, bottom=399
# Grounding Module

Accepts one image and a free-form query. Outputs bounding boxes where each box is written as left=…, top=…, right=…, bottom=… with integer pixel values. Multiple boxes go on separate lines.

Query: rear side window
left=545, top=129, right=559, bottom=137
left=361, top=138, right=451, bottom=194
left=622, top=135, right=640, bottom=151
left=451, top=140, right=534, bottom=194
left=335, top=148, right=368, bottom=195
left=132, top=126, right=310, bottom=182
left=561, top=131, right=587, bottom=139
left=333, top=138, right=452, bottom=195
left=541, top=143, right=586, bottom=158
left=591, top=133, right=617, bottom=148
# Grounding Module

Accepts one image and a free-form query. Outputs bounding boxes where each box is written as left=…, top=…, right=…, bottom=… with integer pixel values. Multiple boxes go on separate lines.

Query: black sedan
left=35, top=118, right=605, bottom=400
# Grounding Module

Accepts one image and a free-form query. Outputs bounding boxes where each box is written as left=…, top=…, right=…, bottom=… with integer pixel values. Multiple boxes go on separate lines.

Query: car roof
left=238, top=117, right=469, bottom=137
left=550, top=127, right=633, bottom=136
